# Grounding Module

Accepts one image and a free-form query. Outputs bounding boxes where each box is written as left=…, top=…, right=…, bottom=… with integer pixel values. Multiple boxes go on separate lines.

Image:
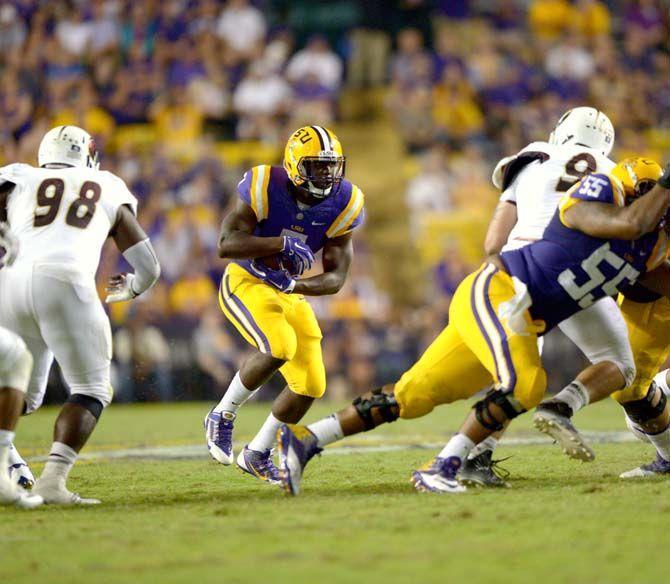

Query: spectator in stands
left=286, top=35, right=343, bottom=92
left=528, top=0, right=575, bottom=41
left=217, top=0, right=266, bottom=64
left=390, top=28, right=434, bottom=90
left=232, top=59, right=292, bottom=142
left=0, top=4, right=26, bottom=52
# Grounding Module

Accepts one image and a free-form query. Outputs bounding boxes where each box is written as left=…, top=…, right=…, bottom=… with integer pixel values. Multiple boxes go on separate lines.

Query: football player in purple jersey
left=204, top=126, right=365, bottom=483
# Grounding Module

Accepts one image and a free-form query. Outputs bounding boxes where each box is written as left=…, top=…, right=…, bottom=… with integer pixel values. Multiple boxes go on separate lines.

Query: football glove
left=105, top=273, right=139, bottom=303
left=248, top=262, right=296, bottom=293
left=0, top=222, right=19, bottom=269
left=281, top=236, right=315, bottom=277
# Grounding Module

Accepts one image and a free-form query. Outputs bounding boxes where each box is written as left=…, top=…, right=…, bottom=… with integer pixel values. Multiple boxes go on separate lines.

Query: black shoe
left=458, top=450, right=511, bottom=488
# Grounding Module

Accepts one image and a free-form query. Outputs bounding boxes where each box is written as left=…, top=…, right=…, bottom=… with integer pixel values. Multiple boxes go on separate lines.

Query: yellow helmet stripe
left=327, top=186, right=364, bottom=238
left=250, top=165, right=271, bottom=220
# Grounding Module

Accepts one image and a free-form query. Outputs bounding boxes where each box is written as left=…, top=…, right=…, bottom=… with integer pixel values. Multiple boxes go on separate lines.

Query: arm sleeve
left=124, top=238, right=161, bottom=297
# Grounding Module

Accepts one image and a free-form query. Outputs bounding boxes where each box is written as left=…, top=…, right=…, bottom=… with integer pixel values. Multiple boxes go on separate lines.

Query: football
left=256, top=253, right=285, bottom=271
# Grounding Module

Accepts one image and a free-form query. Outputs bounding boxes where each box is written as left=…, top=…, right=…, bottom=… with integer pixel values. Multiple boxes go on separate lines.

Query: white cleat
left=8, top=444, right=35, bottom=489
left=533, top=405, right=595, bottom=462
left=33, top=478, right=101, bottom=505
left=411, top=457, right=467, bottom=494
left=0, top=477, right=44, bottom=509
left=620, top=454, right=670, bottom=479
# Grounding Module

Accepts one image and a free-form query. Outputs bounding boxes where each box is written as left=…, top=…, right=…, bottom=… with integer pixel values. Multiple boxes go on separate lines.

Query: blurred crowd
left=0, top=0, right=667, bottom=402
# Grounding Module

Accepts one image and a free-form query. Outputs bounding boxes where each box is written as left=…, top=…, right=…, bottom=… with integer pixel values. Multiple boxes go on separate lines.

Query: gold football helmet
left=284, top=126, right=345, bottom=198
left=612, top=156, right=662, bottom=202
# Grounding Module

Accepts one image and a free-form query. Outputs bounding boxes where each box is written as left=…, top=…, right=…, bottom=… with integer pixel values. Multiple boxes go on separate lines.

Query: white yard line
left=27, top=431, right=638, bottom=462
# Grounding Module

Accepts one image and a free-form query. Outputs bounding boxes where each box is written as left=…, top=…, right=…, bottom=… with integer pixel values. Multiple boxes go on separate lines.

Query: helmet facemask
left=297, top=155, right=345, bottom=199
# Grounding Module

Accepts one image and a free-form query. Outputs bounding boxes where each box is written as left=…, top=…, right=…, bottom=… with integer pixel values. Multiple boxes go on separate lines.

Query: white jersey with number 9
left=0, top=163, right=137, bottom=280
left=496, top=141, right=615, bottom=252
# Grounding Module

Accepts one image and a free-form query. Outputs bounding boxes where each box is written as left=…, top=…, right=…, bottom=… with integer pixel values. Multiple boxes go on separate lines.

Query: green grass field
left=1, top=399, right=666, bottom=584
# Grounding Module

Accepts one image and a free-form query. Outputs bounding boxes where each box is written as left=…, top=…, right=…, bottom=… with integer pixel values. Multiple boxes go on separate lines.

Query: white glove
left=0, top=222, right=19, bottom=268
left=105, top=272, right=139, bottom=303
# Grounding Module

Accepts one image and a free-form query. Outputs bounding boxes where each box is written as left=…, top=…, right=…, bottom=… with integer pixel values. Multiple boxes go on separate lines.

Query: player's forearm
left=217, top=232, right=284, bottom=259
left=637, top=262, right=670, bottom=298
left=293, top=271, right=346, bottom=296
left=484, top=202, right=517, bottom=255
left=621, top=183, right=670, bottom=239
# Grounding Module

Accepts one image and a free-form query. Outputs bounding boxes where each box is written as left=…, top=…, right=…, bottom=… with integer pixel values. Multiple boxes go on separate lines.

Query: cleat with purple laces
left=277, top=424, right=322, bottom=496
left=236, top=446, right=281, bottom=484
left=620, top=453, right=670, bottom=478
left=204, top=409, right=235, bottom=465
left=411, top=456, right=467, bottom=494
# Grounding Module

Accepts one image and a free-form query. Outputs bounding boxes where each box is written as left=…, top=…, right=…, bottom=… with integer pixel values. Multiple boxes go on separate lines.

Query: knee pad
left=622, top=382, right=667, bottom=425
left=0, top=344, right=32, bottom=394
left=473, top=388, right=527, bottom=432
left=353, top=388, right=399, bottom=430
left=66, top=393, right=105, bottom=420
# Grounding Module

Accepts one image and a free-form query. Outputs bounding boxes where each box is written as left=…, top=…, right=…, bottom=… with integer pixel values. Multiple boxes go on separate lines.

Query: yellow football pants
left=611, top=295, right=670, bottom=404
left=395, top=263, right=547, bottom=419
left=218, top=263, right=326, bottom=398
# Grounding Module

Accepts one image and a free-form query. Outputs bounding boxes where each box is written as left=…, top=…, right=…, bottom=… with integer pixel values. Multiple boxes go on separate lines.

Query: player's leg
left=30, top=275, right=112, bottom=505
left=0, top=266, right=53, bottom=489
left=613, top=297, right=670, bottom=477
left=277, top=276, right=495, bottom=495
left=532, top=296, right=634, bottom=460
left=206, top=265, right=295, bottom=465
left=238, top=297, right=325, bottom=482
left=412, top=264, right=546, bottom=493
left=0, top=327, right=42, bottom=508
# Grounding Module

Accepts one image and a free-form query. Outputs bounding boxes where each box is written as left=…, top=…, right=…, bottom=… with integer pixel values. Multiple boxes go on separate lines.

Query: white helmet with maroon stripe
left=38, top=125, right=99, bottom=169
left=549, top=107, right=614, bottom=156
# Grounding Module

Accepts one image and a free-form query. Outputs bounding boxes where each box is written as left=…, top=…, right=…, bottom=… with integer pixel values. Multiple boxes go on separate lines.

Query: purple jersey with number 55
left=501, top=173, right=669, bottom=332
left=234, top=165, right=365, bottom=273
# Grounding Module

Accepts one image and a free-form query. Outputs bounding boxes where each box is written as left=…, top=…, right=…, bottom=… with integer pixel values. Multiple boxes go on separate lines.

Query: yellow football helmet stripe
left=327, top=185, right=364, bottom=238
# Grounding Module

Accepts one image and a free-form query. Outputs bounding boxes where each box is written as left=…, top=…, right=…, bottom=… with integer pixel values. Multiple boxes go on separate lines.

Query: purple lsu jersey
left=235, top=165, right=365, bottom=273
left=501, top=173, right=669, bottom=332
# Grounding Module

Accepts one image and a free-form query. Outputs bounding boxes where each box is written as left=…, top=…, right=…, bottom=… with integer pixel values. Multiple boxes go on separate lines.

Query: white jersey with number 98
left=495, top=141, right=615, bottom=252
left=0, top=163, right=137, bottom=280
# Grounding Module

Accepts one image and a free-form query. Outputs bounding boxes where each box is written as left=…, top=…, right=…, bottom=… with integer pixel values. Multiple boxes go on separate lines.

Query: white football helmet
left=549, top=107, right=614, bottom=156
left=37, top=125, right=99, bottom=169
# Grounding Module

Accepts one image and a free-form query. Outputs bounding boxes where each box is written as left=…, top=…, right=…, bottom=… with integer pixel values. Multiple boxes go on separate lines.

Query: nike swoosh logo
left=312, top=222, right=326, bottom=226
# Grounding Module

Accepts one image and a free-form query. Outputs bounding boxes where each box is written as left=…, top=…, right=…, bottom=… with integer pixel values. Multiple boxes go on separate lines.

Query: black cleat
left=458, top=450, right=511, bottom=488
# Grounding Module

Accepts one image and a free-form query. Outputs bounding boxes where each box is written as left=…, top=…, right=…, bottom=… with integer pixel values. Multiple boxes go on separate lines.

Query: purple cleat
left=236, top=446, right=281, bottom=484
left=411, top=456, right=467, bottom=494
left=204, top=409, right=235, bottom=465
left=277, top=424, right=322, bottom=496
left=620, top=453, right=670, bottom=478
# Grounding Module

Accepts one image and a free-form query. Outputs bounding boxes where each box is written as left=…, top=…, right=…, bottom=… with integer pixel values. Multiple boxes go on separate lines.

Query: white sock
left=553, top=380, right=590, bottom=414
left=0, top=430, right=15, bottom=472
left=653, top=369, right=670, bottom=397
left=307, top=415, right=344, bottom=448
left=40, top=442, right=78, bottom=483
left=248, top=413, right=282, bottom=453
left=214, top=372, right=258, bottom=414
left=646, top=423, right=670, bottom=461
left=468, top=435, right=498, bottom=459
left=438, top=433, right=476, bottom=462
